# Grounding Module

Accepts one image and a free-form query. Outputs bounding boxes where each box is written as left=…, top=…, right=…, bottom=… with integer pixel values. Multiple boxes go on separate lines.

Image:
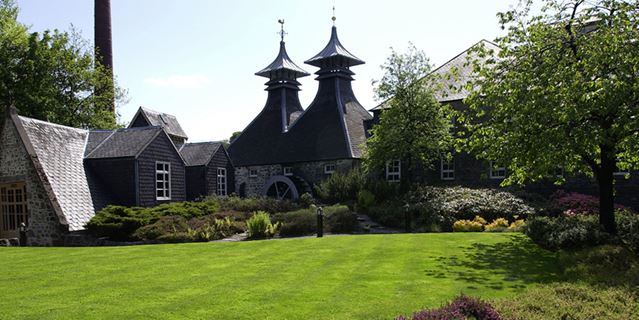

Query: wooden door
left=0, top=182, right=28, bottom=239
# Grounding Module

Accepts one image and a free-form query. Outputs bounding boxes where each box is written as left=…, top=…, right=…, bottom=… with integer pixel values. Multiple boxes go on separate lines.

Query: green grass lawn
left=0, top=233, right=558, bottom=319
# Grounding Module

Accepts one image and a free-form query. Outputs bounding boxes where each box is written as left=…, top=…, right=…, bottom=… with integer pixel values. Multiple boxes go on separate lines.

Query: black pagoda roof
left=256, top=41, right=309, bottom=79
left=305, top=26, right=364, bottom=68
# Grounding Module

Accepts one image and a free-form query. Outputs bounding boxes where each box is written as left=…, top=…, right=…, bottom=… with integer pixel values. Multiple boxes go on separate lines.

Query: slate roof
left=255, top=41, right=310, bottom=79
left=305, top=26, right=364, bottom=68
left=85, top=126, right=163, bottom=159
left=179, top=142, right=222, bottom=166
left=370, top=40, right=501, bottom=111
left=129, top=106, right=188, bottom=139
left=15, top=116, right=106, bottom=231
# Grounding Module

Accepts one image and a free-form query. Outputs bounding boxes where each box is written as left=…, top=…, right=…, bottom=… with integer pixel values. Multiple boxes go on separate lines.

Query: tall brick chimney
left=94, top=0, right=115, bottom=113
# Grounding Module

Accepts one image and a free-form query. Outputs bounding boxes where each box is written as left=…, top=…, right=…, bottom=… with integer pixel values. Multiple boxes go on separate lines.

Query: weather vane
left=277, top=19, right=287, bottom=41
left=332, top=5, right=336, bottom=25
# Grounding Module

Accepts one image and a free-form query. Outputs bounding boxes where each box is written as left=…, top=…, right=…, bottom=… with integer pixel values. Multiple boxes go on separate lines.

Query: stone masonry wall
left=0, top=118, right=65, bottom=246
left=234, top=159, right=359, bottom=198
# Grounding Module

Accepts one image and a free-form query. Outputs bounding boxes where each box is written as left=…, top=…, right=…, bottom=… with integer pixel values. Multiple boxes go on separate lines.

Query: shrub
left=324, top=205, right=358, bottom=233
left=396, top=294, right=501, bottom=320
left=211, top=195, right=301, bottom=214
left=272, top=209, right=317, bottom=237
left=453, top=219, right=484, bottom=232
left=473, top=215, right=487, bottom=226
left=246, top=211, right=280, bottom=239
left=524, top=215, right=612, bottom=250
left=314, top=169, right=365, bottom=204
left=485, top=218, right=510, bottom=232
left=506, top=219, right=526, bottom=232
left=549, top=190, right=630, bottom=216
left=156, top=231, right=196, bottom=243
left=406, top=186, right=535, bottom=223
left=273, top=205, right=357, bottom=237
left=356, top=190, right=376, bottom=213
left=133, top=216, right=189, bottom=240
left=299, top=192, right=315, bottom=208
left=367, top=201, right=405, bottom=228
left=617, top=212, right=639, bottom=254
left=85, top=206, right=152, bottom=240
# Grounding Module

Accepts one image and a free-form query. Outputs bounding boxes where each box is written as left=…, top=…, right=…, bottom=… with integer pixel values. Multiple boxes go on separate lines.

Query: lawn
left=0, top=233, right=558, bottom=319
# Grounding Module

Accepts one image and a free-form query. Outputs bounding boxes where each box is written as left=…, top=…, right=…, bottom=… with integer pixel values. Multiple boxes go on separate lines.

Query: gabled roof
left=179, top=142, right=222, bottom=166
left=370, top=39, right=501, bottom=111
left=12, top=114, right=106, bottom=231
left=129, top=106, right=188, bottom=139
left=305, top=26, right=364, bottom=68
left=255, top=41, right=309, bottom=79
left=85, top=126, right=163, bottom=159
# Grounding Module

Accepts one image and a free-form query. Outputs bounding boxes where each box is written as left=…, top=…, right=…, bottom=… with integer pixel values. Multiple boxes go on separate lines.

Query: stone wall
left=0, top=118, right=66, bottom=246
left=234, top=159, right=359, bottom=198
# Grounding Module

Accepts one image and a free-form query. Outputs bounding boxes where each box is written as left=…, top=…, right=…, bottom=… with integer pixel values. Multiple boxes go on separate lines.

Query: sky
left=15, top=0, right=519, bottom=142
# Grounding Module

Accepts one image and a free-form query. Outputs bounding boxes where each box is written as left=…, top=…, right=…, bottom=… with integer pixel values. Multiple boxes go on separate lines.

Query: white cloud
left=143, top=74, right=210, bottom=89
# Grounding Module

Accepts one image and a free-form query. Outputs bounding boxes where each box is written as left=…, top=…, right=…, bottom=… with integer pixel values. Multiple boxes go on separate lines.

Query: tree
left=463, top=0, right=639, bottom=233
left=0, top=0, right=122, bottom=129
left=229, top=131, right=242, bottom=143
left=365, top=44, right=453, bottom=188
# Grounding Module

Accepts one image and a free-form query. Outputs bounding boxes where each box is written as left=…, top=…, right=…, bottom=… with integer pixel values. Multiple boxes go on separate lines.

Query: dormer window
left=249, top=168, right=258, bottom=178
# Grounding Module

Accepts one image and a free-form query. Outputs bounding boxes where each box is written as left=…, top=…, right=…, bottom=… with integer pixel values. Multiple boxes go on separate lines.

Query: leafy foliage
left=313, top=169, right=365, bottom=204
left=272, top=205, right=357, bottom=237
left=366, top=44, right=453, bottom=185
left=524, top=215, right=613, bottom=250
left=0, top=0, right=124, bottom=128
left=246, top=211, right=280, bottom=239
left=463, top=0, right=639, bottom=233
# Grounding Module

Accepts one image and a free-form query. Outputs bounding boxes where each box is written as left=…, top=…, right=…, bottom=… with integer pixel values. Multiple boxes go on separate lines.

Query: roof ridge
left=17, top=115, right=89, bottom=133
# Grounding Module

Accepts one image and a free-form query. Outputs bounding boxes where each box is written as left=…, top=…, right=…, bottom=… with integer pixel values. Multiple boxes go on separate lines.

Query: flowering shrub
left=485, top=218, right=510, bottom=232
left=550, top=190, right=629, bottom=216
left=507, top=219, right=526, bottom=232
left=453, top=219, right=484, bottom=232
left=396, top=294, right=501, bottom=320
left=407, top=186, right=535, bottom=223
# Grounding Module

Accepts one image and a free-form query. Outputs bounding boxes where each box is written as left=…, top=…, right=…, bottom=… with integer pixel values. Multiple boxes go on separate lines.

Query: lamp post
left=19, top=222, right=27, bottom=246
left=317, top=206, right=324, bottom=238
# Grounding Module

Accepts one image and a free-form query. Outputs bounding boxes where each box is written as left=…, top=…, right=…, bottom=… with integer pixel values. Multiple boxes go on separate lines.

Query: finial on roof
left=278, top=19, right=287, bottom=42
left=332, top=5, right=336, bottom=25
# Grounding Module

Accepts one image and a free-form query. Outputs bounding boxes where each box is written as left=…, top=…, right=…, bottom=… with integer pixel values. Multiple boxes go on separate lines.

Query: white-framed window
left=249, top=168, right=258, bottom=178
left=489, top=161, right=506, bottom=179
left=386, top=160, right=401, bottom=183
left=156, top=161, right=171, bottom=200
left=441, top=156, right=455, bottom=180
left=283, top=167, right=293, bottom=176
left=216, top=168, right=227, bottom=196
left=324, top=163, right=336, bottom=174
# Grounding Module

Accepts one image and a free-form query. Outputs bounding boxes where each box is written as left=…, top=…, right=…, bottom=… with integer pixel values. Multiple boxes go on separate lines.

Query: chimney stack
left=94, top=0, right=115, bottom=113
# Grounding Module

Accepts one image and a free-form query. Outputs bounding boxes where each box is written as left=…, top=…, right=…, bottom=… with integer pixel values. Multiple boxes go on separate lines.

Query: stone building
left=228, top=23, right=372, bottom=199
left=0, top=106, right=233, bottom=245
left=369, top=40, right=639, bottom=209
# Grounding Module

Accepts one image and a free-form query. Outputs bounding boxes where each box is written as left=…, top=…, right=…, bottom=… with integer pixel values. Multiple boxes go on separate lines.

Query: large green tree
left=464, top=0, right=639, bottom=233
left=0, top=0, right=121, bottom=129
left=365, top=45, right=453, bottom=188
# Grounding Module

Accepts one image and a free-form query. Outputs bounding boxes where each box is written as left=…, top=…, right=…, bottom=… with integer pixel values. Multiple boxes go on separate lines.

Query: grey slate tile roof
left=16, top=116, right=101, bottom=231
left=370, top=40, right=501, bottom=111
left=305, top=26, right=364, bottom=67
left=255, top=41, right=310, bottom=79
left=179, top=142, right=222, bottom=166
left=130, top=107, right=188, bottom=139
left=85, top=126, right=162, bottom=159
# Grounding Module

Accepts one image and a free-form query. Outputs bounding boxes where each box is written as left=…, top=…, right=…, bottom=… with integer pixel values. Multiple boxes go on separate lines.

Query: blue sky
left=16, top=0, right=519, bottom=142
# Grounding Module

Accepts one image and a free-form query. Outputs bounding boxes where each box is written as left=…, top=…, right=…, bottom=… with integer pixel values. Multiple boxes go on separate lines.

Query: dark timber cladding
left=228, top=39, right=309, bottom=166
left=180, top=142, right=235, bottom=200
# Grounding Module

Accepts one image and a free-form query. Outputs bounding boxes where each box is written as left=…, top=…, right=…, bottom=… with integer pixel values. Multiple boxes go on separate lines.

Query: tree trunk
left=597, top=147, right=617, bottom=234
